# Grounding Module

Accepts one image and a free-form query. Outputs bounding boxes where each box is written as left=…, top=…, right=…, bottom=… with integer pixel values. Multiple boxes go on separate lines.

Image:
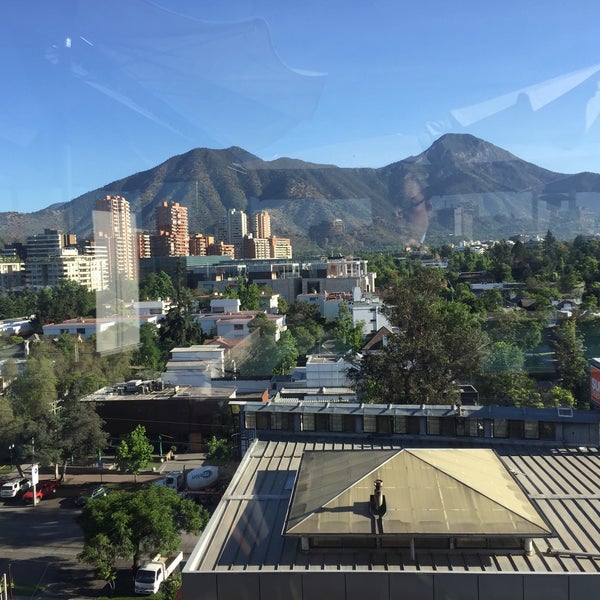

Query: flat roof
left=185, top=439, right=600, bottom=574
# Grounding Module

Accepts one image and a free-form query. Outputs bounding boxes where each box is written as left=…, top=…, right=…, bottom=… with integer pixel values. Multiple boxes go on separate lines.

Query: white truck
left=134, top=551, right=183, bottom=595
left=156, top=466, right=220, bottom=500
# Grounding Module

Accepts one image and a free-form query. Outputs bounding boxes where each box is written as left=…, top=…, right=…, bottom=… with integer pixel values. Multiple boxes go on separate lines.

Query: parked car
left=1, top=477, right=31, bottom=499
left=74, top=486, right=109, bottom=507
left=22, top=479, right=60, bottom=503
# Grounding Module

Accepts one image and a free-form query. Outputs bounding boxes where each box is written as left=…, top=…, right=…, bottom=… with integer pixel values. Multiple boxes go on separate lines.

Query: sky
left=3, top=0, right=600, bottom=213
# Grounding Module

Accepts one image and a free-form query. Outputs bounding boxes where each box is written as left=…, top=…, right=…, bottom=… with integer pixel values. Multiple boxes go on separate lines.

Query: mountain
left=2, top=134, right=600, bottom=250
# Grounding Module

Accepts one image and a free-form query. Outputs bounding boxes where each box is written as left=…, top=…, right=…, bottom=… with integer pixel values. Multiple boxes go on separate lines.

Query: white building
left=162, top=344, right=226, bottom=387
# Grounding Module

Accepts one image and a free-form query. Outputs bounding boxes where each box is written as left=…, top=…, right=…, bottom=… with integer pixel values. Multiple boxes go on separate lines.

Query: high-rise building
left=155, top=201, right=189, bottom=256
left=26, top=229, right=65, bottom=259
left=251, top=210, right=271, bottom=239
left=137, top=233, right=152, bottom=259
left=217, top=208, right=247, bottom=258
left=94, top=195, right=137, bottom=280
left=189, top=234, right=214, bottom=256
left=207, top=241, right=235, bottom=258
left=270, top=236, right=293, bottom=259
left=243, top=234, right=271, bottom=259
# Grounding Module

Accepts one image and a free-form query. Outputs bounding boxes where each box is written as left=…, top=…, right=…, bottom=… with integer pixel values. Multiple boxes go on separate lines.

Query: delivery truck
left=134, top=551, right=183, bottom=595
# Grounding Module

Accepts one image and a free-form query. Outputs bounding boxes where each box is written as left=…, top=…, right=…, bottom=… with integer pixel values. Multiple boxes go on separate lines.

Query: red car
left=22, top=480, right=60, bottom=503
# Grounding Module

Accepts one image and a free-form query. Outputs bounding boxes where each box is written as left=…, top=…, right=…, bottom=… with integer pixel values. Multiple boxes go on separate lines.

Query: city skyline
left=3, top=1, right=600, bottom=215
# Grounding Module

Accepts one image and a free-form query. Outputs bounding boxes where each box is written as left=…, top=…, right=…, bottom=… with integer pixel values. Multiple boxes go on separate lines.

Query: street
left=0, top=491, right=103, bottom=599
left=0, top=454, right=212, bottom=599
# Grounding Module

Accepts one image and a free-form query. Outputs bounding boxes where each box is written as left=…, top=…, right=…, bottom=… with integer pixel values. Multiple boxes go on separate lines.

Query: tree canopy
left=78, top=485, right=210, bottom=590
left=352, top=268, right=485, bottom=404
left=116, top=424, right=154, bottom=481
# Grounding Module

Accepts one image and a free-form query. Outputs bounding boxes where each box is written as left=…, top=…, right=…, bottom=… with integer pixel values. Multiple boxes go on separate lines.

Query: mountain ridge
left=2, top=134, right=600, bottom=249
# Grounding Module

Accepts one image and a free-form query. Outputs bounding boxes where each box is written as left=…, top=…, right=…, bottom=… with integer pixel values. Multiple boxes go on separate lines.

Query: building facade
left=94, top=195, right=137, bottom=280
left=155, top=201, right=189, bottom=256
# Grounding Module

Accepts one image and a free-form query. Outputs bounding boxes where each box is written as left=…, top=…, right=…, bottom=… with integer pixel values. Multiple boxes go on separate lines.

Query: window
left=524, top=420, right=539, bottom=439
left=426, top=417, right=441, bottom=435
left=256, top=412, right=270, bottom=430
left=244, top=411, right=256, bottom=430
left=493, top=419, right=508, bottom=438
left=302, top=413, right=315, bottom=431
left=393, top=416, right=407, bottom=434
left=363, top=415, right=376, bottom=433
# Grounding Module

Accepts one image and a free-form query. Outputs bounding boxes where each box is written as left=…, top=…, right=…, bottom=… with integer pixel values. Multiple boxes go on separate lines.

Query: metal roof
left=285, top=449, right=552, bottom=537
left=185, top=440, right=600, bottom=574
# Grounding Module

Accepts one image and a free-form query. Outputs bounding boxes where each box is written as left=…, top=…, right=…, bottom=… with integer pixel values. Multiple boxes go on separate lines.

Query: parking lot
left=0, top=484, right=110, bottom=599
left=0, top=455, right=209, bottom=599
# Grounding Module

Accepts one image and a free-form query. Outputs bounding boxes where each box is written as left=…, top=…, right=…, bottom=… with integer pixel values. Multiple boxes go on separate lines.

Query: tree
left=352, top=268, right=485, bottom=404
left=11, top=356, right=58, bottom=417
left=116, top=425, right=154, bottom=481
left=334, top=303, right=364, bottom=354
left=552, top=319, right=588, bottom=404
left=159, top=288, right=202, bottom=358
left=139, top=271, right=176, bottom=301
left=78, top=485, right=209, bottom=587
left=133, top=322, right=163, bottom=374
left=474, top=341, right=541, bottom=406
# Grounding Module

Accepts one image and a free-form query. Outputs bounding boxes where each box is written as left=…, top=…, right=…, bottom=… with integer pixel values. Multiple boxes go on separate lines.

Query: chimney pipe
left=374, top=479, right=383, bottom=510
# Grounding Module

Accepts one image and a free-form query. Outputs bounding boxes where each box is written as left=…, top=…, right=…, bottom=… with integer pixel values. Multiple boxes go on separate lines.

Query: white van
left=1, top=477, right=31, bottom=498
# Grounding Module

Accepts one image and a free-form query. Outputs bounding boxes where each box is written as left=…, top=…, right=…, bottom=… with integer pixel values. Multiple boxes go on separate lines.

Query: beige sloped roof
left=285, top=448, right=552, bottom=537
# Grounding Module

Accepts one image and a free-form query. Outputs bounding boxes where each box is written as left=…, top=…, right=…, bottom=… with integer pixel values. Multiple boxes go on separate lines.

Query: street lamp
left=8, top=444, right=14, bottom=468
left=31, top=437, right=38, bottom=507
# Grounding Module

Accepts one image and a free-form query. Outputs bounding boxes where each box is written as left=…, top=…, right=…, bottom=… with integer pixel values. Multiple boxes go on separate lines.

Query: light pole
left=8, top=444, right=14, bottom=469
left=31, top=437, right=38, bottom=507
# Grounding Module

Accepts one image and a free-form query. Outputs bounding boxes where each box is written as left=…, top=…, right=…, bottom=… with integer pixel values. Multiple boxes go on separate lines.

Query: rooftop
left=186, top=439, right=600, bottom=575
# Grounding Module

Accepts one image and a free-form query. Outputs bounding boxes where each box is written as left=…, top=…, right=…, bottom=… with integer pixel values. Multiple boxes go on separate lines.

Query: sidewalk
left=2, top=452, right=210, bottom=488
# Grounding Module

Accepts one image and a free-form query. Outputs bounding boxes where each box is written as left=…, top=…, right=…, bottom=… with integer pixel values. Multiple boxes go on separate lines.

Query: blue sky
left=2, top=0, right=600, bottom=213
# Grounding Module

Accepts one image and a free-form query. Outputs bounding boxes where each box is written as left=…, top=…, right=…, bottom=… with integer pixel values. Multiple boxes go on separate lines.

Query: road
left=0, top=490, right=103, bottom=599
left=0, top=454, right=212, bottom=599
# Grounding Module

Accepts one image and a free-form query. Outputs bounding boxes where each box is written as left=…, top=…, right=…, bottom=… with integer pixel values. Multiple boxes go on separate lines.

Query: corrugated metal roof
left=185, top=440, right=600, bottom=574
left=285, top=449, right=552, bottom=537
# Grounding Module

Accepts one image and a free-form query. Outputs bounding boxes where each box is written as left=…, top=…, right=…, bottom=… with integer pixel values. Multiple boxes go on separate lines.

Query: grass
left=13, top=582, right=45, bottom=595
left=0, top=464, right=13, bottom=475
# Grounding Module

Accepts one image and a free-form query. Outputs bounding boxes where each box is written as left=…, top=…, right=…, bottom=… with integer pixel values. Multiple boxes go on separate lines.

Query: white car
left=1, top=477, right=31, bottom=498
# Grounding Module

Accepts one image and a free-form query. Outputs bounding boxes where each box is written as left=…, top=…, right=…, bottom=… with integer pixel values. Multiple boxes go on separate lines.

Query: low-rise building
left=183, top=435, right=600, bottom=600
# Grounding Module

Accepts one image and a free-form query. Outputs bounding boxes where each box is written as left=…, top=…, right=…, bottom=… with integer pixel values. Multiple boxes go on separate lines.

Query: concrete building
left=94, top=195, right=137, bottom=280
left=250, top=210, right=271, bottom=239
left=189, top=234, right=214, bottom=256
left=269, top=236, right=293, bottom=259
left=0, top=259, right=25, bottom=291
left=155, top=201, right=189, bottom=256
left=137, top=233, right=152, bottom=259
left=243, top=234, right=271, bottom=259
left=25, top=248, right=108, bottom=291
left=217, top=208, right=248, bottom=258
left=162, top=344, right=227, bottom=386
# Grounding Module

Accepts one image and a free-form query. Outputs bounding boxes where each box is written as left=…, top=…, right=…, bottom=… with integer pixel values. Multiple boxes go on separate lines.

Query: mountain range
left=2, top=133, right=600, bottom=252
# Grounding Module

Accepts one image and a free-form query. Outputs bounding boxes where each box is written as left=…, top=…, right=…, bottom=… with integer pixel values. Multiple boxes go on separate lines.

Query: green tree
left=206, top=435, right=231, bottom=460
left=549, top=385, right=575, bottom=408
left=139, top=271, right=176, bottom=301
left=78, top=485, right=209, bottom=584
left=133, top=322, right=163, bottom=373
left=352, top=268, right=485, bottom=404
left=274, top=330, right=299, bottom=374
left=159, top=289, right=202, bottom=358
left=552, top=319, right=588, bottom=404
left=237, top=278, right=260, bottom=310
left=334, top=303, right=364, bottom=353
left=11, top=356, right=58, bottom=418
left=116, top=425, right=154, bottom=481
